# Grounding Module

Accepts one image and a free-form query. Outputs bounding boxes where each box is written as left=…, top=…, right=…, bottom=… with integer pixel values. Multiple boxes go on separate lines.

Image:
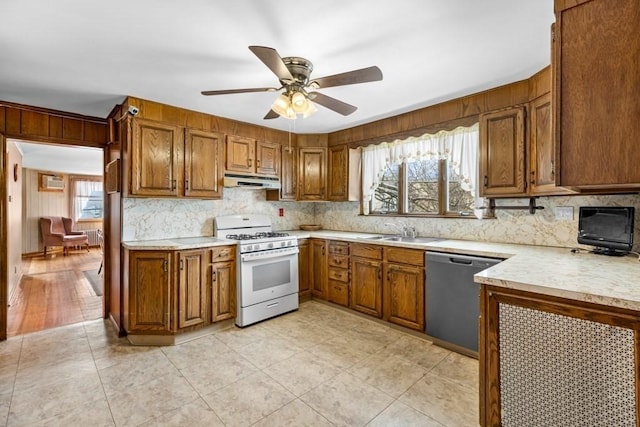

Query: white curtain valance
left=361, top=123, right=479, bottom=204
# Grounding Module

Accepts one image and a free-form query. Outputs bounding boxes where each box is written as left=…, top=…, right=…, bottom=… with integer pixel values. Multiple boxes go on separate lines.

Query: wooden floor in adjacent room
left=8, top=248, right=103, bottom=337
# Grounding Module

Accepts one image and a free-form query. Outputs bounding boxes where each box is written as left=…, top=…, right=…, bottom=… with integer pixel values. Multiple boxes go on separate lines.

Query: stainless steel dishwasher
left=425, top=251, right=502, bottom=354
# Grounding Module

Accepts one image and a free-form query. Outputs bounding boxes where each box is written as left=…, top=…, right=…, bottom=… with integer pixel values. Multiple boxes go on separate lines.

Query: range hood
left=223, top=173, right=280, bottom=189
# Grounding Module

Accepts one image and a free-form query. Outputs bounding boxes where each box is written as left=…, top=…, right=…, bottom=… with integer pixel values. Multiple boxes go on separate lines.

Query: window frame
left=69, top=175, right=104, bottom=223
left=367, top=158, right=477, bottom=218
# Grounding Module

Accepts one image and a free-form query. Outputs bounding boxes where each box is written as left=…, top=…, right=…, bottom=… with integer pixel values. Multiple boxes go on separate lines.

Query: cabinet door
left=350, top=256, right=383, bottom=318
left=328, top=145, right=348, bottom=201
left=311, top=239, right=327, bottom=299
left=256, top=140, right=280, bottom=176
left=479, top=107, right=526, bottom=197
left=226, top=135, right=255, bottom=174
left=298, top=147, right=327, bottom=201
left=177, top=249, right=207, bottom=329
left=129, top=251, right=172, bottom=332
left=211, top=260, right=236, bottom=322
left=555, top=0, right=640, bottom=188
left=184, top=129, right=224, bottom=199
left=131, top=119, right=182, bottom=197
left=298, top=239, right=311, bottom=297
left=280, top=145, right=297, bottom=200
left=383, top=263, right=424, bottom=331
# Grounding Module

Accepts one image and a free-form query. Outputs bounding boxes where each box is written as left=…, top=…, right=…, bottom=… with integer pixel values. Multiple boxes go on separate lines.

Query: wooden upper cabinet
left=177, top=249, right=207, bottom=329
left=256, top=140, right=280, bottom=176
left=280, top=145, right=297, bottom=200
left=226, top=135, right=279, bottom=177
left=298, top=147, right=327, bottom=201
left=225, top=135, right=255, bottom=174
left=479, top=106, right=526, bottom=197
left=128, top=251, right=172, bottom=332
left=555, top=0, right=640, bottom=188
left=184, top=129, right=224, bottom=198
left=129, top=118, right=223, bottom=199
left=131, top=118, right=182, bottom=197
left=328, top=145, right=348, bottom=201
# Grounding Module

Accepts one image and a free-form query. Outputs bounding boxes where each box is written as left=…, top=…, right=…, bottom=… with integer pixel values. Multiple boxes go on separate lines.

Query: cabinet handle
left=322, top=246, right=325, bottom=256
left=530, top=170, right=535, bottom=185
left=163, top=260, right=168, bottom=272
left=185, top=179, right=189, bottom=190
left=179, top=259, right=184, bottom=270
left=378, top=268, right=382, bottom=280
left=248, top=158, right=252, bottom=167
left=172, top=180, right=177, bottom=191
left=483, top=176, right=488, bottom=188
left=256, top=159, right=261, bottom=167
left=212, top=271, right=217, bottom=282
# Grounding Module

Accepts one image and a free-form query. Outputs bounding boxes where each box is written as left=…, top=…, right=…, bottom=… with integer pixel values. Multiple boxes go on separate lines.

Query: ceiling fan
left=201, top=46, right=383, bottom=120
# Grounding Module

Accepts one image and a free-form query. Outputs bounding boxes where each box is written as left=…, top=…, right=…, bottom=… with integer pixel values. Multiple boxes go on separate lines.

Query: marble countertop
left=290, top=230, right=640, bottom=312
left=122, top=236, right=235, bottom=250
left=122, top=230, right=640, bottom=312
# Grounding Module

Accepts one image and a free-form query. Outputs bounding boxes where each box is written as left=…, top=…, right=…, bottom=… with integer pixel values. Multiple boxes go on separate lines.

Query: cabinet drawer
left=351, top=244, right=383, bottom=260
left=328, top=267, right=349, bottom=283
left=328, top=254, right=349, bottom=268
left=329, top=242, right=349, bottom=255
left=210, top=246, right=235, bottom=262
left=384, top=247, right=424, bottom=266
left=328, top=281, right=349, bottom=306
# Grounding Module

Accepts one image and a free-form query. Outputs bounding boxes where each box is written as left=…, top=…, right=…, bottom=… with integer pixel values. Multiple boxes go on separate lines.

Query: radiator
left=83, top=229, right=100, bottom=246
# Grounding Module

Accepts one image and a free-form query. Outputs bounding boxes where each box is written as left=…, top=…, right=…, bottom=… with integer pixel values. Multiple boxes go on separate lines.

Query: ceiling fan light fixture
left=302, top=101, right=318, bottom=118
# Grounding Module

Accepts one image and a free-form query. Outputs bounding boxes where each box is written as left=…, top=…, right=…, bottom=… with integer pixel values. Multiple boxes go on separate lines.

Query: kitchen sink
left=361, top=235, right=442, bottom=243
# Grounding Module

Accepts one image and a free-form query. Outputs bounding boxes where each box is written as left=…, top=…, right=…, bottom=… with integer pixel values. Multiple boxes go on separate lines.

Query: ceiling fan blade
left=201, top=87, right=275, bottom=96
left=264, top=109, right=279, bottom=120
left=248, top=46, right=294, bottom=83
left=308, top=92, right=357, bottom=116
left=310, top=66, right=383, bottom=89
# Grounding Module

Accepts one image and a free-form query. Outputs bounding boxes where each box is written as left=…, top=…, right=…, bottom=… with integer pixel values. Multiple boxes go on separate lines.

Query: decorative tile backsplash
left=123, top=189, right=640, bottom=251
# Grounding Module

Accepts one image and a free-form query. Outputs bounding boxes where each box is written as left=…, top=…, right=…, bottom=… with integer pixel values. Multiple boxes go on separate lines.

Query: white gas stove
left=214, top=214, right=299, bottom=327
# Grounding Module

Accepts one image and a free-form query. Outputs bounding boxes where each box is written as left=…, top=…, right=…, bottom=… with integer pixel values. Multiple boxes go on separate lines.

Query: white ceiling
left=15, top=141, right=103, bottom=176
left=0, top=0, right=555, bottom=134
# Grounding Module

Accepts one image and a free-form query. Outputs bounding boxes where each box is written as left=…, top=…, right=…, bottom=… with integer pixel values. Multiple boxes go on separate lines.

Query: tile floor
left=0, top=301, right=479, bottom=426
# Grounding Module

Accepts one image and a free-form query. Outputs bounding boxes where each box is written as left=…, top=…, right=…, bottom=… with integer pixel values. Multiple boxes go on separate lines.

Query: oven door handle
left=241, top=248, right=299, bottom=262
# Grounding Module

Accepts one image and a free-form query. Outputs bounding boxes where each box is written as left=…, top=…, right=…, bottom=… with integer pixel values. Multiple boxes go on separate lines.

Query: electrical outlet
left=554, top=206, right=574, bottom=220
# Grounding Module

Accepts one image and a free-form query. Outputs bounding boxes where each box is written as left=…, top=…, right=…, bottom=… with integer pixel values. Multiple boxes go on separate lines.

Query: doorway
left=6, top=140, right=104, bottom=337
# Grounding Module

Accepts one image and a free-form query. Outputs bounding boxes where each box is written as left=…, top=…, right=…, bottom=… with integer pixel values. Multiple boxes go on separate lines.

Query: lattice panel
left=499, top=303, right=637, bottom=427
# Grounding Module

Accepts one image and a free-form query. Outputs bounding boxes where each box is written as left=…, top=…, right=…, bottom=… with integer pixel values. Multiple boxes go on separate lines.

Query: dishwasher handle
left=426, top=251, right=503, bottom=269
left=448, top=257, right=473, bottom=265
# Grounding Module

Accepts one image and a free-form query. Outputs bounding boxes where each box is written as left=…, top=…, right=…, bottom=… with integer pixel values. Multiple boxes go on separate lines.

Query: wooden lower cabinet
left=479, top=285, right=640, bottom=426
left=210, top=260, right=235, bottom=322
left=327, top=241, right=350, bottom=307
left=350, top=244, right=383, bottom=318
left=383, top=247, right=425, bottom=331
left=177, top=249, right=207, bottom=329
left=297, top=239, right=311, bottom=297
left=125, top=245, right=236, bottom=336
left=126, top=250, right=173, bottom=333
left=311, top=239, right=327, bottom=299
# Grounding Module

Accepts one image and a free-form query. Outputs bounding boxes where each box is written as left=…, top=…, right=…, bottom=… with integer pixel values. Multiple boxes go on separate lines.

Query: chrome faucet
left=384, top=221, right=417, bottom=238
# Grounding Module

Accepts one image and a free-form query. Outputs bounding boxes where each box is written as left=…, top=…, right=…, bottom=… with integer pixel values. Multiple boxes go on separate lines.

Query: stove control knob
left=268, top=242, right=274, bottom=249
left=254, top=244, right=260, bottom=251
left=280, top=241, right=286, bottom=247
left=246, top=245, right=253, bottom=252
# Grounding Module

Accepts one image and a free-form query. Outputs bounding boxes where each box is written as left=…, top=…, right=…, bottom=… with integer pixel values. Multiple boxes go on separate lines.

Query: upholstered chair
left=39, top=217, right=89, bottom=256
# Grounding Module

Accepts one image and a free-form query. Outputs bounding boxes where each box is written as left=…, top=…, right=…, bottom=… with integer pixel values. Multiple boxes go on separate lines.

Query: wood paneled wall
left=123, top=97, right=292, bottom=146
left=0, top=101, right=107, bottom=148
left=6, top=142, right=22, bottom=299
left=328, top=79, right=533, bottom=147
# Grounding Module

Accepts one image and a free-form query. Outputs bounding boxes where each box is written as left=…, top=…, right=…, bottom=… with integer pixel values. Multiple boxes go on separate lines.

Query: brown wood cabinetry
left=327, top=241, right=350, bottom=306
left=297, top=239, right=311, bottom=297
left=479, top=106, right=527, bottom=197
left=226, top=135, right=280, bottom=176
left=311, top=239, right=327, bottom=299
left=209, top=246, right=236, bottom=322
left=184, top=129, right=224, bottom=198
left=177, top=249, right=207, bottom=329
left=350, top=244, right=383, bottom=318
left=554, top=0, right=640, bottom=189
left=298, top=147, right=327, bottom=201
left=130, top=118, right=223, bottom=199
left=479, top=285, right=640, bottom=426
left=328, top=145, right=348, bottom=201
left=383, top=247, right=425, bottom=331
left=276, top=146, right=298, bottom=200
left=127, top=250, right=173, bottom=333
left=125, top=245, right=236, bottom=336
left=529, top=93, right=555, bottom=194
